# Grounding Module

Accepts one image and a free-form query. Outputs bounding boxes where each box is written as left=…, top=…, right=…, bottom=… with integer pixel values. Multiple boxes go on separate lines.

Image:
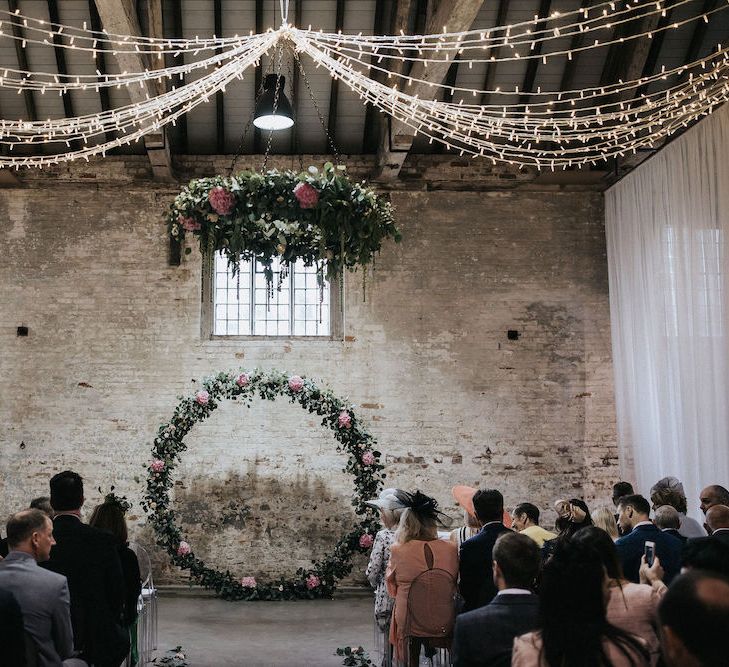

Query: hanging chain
left=261, top=45, right=286, bottom=173
left=293, top=50, right=342, bottom=165
left=279, top=0, right=290, bottom=24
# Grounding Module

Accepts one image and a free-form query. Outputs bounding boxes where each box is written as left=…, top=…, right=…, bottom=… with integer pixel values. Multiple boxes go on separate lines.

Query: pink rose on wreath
left=337, top=411, right=352, bottom=429
left=359, top=533, right=374, bottom=549
left=236, top=373, right=249, bottom=387
left=305, top=574, right=321, bottom=590
left=150, top=459, right=165, bottom=473
left=293, top=182, right=319, bottom=209
left=208, top=186, right=236, bottom=215
left=195, top=390, right=209, bottom=405
left=361, top=450, right=375, bottom=465
left=177, top=541, right=191, bottom=556
left=288, top=376, right=304, bottom=392
left=178, top=215, right=201, bottom=232
left=240, top=576, right=257, bottom=588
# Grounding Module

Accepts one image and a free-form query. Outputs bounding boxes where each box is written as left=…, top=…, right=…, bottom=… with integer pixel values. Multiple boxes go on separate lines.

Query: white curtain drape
left=605, top=102, right=729, bottom=520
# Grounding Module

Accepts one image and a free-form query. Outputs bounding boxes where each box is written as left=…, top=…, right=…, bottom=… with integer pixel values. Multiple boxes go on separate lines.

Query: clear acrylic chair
left=129, top=542, right=158, bottom=665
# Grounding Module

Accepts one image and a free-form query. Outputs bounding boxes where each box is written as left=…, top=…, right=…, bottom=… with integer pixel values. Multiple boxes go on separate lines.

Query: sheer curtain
left=605, top=103, right=729, bottom=520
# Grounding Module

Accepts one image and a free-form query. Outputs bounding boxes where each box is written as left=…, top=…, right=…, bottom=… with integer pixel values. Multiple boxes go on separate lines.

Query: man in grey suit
left=452, top=532, right=541, bottom=667
left=0, top=509, right=86, bottom=667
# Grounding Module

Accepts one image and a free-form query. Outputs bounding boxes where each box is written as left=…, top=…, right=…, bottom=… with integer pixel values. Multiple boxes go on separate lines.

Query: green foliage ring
left=142, top=369, right=385, bottom=600
left=168, top=163, right=401, bottom=285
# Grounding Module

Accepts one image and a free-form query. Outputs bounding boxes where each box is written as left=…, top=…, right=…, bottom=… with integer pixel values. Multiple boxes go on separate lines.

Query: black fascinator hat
left=400, top=490, right=452, bottom=528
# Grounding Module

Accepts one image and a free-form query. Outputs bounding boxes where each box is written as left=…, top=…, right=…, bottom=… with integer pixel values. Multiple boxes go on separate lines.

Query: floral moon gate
left=143, top=369, right=384, bottom=600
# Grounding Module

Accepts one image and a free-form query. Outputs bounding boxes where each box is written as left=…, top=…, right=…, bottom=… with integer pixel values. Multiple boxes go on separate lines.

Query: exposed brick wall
left=0, top=159, right=618, bottom=584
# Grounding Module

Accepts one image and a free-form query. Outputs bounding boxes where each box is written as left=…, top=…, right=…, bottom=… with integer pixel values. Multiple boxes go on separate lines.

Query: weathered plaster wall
left=0, top=157, right=618, bottom=584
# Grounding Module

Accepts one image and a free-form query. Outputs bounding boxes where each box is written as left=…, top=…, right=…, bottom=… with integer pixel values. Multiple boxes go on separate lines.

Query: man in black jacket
left=43, top=471, right=129, bottom=667
left=453, top=532, right=540, bottom=667
left=458, top=489, right=511, bottom=612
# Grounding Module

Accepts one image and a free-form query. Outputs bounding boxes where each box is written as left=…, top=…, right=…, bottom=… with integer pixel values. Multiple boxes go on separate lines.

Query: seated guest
left=613, top=481, right=635, bottom=507
left=0, top=588, right=26, bottom=666
left=365, top=488, right=407, bottom=662
left=613, top=482, right=635, bottom=536
left=43, top=471, right=129, bottom=667
left=0, top=509, right=86, bottom=667
left=572, top=526, right=663, bottom=665
left=592, top=506, right=620, bottom=541
left=452, top=532, right=539, bottom=667
left=386, top=491, right=458, bottom=667
left=459, top=489, right=511, bottom=612
left=615, top=494, right=682, bottom=584
left=0, top=496, right=55, bottom=558
left=512, top=539, right=649, bottom=667
left=654, top=505, right=686, bottom=543
left=658, top=570, right=729, bottom=667
left=89, top=501, right=142, bottom=635
left=510, top=503, right=556, bottom=547
left=698, top=485, right=729, bottom=515
left=450, top=486, right=483, bottom=550
left=681, top=536, right=729, bottom=577
left=649, top=477, right=705, bottom=539
left=704, top=504, right=729, bottom=546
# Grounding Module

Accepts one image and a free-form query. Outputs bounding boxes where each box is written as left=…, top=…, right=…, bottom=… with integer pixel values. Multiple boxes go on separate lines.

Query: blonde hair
left=381, top=507, right=404, bottom=530
left=592, top=506, right=619, bottom=540
left=395, top=507, right=438, bottom=544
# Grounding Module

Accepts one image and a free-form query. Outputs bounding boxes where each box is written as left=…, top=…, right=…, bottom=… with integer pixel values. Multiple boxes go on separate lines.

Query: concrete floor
left=155, top=594, right=377, bottom=666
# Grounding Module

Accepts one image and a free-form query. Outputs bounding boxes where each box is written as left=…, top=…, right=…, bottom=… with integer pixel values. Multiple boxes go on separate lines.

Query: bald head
left=654, top=505, right=681, bottom=531
left=700, top=485, right=729, bottom=515
left=706, top=504, right=729, bottom=533
left=659, top=570, right=729, bottom=667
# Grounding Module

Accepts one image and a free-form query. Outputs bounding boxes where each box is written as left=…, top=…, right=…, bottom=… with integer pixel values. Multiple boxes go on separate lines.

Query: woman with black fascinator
left=385, top=491, right=457, bottom=666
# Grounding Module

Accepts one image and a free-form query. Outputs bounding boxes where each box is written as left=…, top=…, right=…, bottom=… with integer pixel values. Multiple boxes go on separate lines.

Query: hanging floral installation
left=0, top=1, right=726, bottom=169
left=169, top=163, right=400, bottom=288
left=141, top=369, right=385, bottom=601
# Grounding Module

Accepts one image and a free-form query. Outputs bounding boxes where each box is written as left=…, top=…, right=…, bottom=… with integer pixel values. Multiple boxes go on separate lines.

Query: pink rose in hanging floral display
left=361, top=450, right=375, bottom=465
left=293, top=182, right=319, bottom=209
left=240, top=576, right=257, bottom=588
left=178, top=214, right=201, bottom=232
left=208, top=186, right=236, bottom=215
left=338, top=411, right=352, bottom=429
left=288, top=376, right=305, bottom=392
left=195, top=390, right=209, bottom=405
left=236, top=373, right=249, bottom=388
left=359, top=533, right=374, bottom=549
left=305, top=574, right=321, bottom=590
left=177, top=541, right=191, bottom=556
left=150, top=459, right=165, bottom=473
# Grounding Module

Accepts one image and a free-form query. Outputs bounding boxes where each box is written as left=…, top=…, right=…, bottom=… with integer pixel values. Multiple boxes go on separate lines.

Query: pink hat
left=452, top=485, right=477, bottom=519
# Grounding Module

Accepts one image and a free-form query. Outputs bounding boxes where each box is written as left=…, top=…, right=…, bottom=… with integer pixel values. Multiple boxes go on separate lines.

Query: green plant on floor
left=142, top=368, right=385, bottom=601
left=152, top=646, right=188, bottom=667
left=336, top=646, right=373, bottom=666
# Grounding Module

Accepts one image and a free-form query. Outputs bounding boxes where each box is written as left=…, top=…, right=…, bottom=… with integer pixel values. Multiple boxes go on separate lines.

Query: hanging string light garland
left=0, top=0, right=725, bottom=169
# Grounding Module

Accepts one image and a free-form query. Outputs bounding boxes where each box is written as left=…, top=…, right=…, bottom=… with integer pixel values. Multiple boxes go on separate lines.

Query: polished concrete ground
left=155, top=594, right=377, bottom=666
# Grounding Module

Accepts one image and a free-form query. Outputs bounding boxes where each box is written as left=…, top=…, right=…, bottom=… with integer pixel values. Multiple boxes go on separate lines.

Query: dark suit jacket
left=711, top=529, right=729, bottom=548
left=459, top=523, right=511, bottom=612
left=452, top=592, right=539, bottom=667
left=0, top=587, right=26, bottom=667
left=662, top=528, right=687, bottom=543
left=41, top=515, right=129, bottom=667
left=615, top=523, right=682, bottom=584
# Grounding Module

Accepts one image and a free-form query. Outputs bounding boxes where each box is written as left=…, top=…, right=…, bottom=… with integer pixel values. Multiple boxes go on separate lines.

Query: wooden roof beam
left=8, top=0, right=37, bottom=122
left=326, top=0, right=347, bottom=152
left=93, top=0, right=174, bottom=181
left=374, top=0, right=485, bottom=179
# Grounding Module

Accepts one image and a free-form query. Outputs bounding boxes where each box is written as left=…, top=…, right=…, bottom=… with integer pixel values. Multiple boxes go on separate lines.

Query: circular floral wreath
left=141, top=369, right=385, bottom=600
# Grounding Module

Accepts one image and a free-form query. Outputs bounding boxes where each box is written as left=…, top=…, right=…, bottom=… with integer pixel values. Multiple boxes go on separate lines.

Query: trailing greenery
left=168, top=163, right=400, bottom=287
left=336, top=646, right=373, bottom=666
left=141, top=368, right=385, bottom=601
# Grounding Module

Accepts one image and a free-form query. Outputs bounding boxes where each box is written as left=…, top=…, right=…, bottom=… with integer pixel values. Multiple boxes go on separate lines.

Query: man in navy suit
left=453, top=531, right=540, bottom=667
left=458, top=489, right=511, bottom=612
left=615, top=494, right=682, bottom=584
left=705, top=504, right=729, bottom=548
left=654, top=505, right=687, bottom=543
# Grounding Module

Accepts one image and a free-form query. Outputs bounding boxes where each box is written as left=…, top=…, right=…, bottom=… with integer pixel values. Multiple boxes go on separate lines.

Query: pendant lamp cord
left=279, top=0, right=290, bottom=25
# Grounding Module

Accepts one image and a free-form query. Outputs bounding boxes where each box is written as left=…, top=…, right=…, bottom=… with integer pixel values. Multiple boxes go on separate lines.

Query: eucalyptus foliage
left=169, top=163, right=400, bottom=287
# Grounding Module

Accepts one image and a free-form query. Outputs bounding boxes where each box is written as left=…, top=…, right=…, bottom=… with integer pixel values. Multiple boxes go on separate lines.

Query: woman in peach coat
left=385, top=491, right=458, bottom=667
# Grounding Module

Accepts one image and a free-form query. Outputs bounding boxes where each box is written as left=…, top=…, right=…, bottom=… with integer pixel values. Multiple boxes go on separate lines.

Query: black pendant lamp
left=253, top=74, right=294, bottom=131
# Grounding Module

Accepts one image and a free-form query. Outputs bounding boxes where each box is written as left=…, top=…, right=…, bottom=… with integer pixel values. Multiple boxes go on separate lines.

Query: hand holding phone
left=644, top=541, right=656, bottom=567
